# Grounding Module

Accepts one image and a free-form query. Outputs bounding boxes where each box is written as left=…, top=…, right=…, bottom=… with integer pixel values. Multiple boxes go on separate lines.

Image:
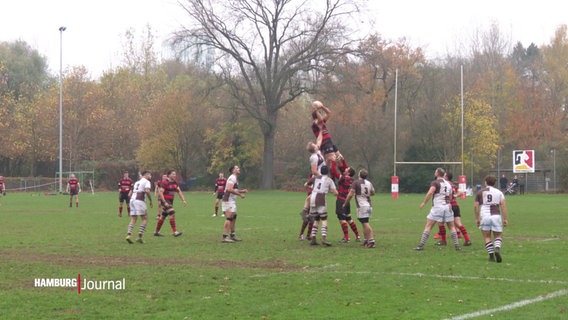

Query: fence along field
left=0, top=191, right=566, bottom=319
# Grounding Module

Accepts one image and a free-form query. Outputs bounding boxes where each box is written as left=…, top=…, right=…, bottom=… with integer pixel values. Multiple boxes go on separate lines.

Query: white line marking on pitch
left=250, top=270, right=568, bottom=285
left=381, top=272, right=568, bottom=285
left=534, top=238, right=561, bottom=242
left=443, top=289, right=568, bottom=320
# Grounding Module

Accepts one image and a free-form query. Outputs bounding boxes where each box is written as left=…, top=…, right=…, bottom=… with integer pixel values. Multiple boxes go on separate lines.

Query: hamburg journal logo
left=34, top=274, right=125, bottom=294
left=513, top=150, right=535, bottom=173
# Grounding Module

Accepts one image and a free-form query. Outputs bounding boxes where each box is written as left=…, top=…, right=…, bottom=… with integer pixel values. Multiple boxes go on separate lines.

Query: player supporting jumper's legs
left=298, top=207, right=313, bottom=240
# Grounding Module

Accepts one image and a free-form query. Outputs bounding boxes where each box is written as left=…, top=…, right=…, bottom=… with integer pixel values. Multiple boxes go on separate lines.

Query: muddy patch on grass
left=1, top=250, right=301, bottom=271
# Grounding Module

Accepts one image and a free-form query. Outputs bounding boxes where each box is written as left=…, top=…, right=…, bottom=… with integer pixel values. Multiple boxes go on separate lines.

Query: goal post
left=55, top=170, right=95, bottom=194
left=392, top=67, right=465, bottom=197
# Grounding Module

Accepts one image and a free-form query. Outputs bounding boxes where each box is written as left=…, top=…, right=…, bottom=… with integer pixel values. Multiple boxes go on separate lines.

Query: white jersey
left=130, top=177, right=151, bottom=201
left=476, top=186, right=505, bottom=217
left=309, top=151, right=325, bottom=175
left=430, top=178, right=451, bottom=208
left=309, top=175, right=336, bottom=207
left=223, top=174, right=238, bottom=203
left=351, top=179, right=375, bottom=208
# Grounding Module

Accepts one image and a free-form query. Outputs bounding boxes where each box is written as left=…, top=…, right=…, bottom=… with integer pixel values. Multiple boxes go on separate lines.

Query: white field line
left=380, top=272, right=568, bottom=285
left=250, top=270, right=568, bottom=285
left=534, top=238, right=561, bottom=242
left=443, top=289, right=568, bottom=320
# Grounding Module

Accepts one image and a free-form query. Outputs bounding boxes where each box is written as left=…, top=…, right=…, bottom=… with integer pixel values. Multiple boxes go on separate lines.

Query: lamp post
left=58, top=26, right=66, bottom=193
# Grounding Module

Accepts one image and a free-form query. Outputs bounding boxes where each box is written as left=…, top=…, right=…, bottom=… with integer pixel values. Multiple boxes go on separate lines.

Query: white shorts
left=310, top=205, right=327, bottom=215
left=479, top=214, right=503, bottom=232
left=222, top=201, right=237, bottom=213
left=427, top=206, right=454, bottom=223
left=357, top=206, right=372, bottom=220
left=130, top=200, right=148, bottom=216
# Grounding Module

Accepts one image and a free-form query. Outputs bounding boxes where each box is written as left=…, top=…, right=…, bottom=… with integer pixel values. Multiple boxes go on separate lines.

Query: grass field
left=0, top=190, right=566, bottom=319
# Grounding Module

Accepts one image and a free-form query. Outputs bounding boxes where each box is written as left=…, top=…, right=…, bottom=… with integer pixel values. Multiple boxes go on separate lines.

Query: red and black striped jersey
left=68, top=178, right=79, bottom=191
left=118, top=177, right=133, bottom=193
left=449, top=181, right=459, bottom=207
left=161, top=179, right=179, bottom=201
left=311, top=120, right=331, bottom=141
left=337, top=175, right=353, bottom=200
left=215, top=178, right=227, bottom=193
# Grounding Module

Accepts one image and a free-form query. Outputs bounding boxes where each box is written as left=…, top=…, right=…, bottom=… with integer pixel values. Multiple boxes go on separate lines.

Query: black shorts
left=335, top=199, right=351, bottom=220
left=452, top=205, right=461, bottom=218
left=161, top=199, right=175, bottom=217
left=119, top=192, right=130, bottom=203
left=358, top=217, right=370, bottom=224
left=216, top=192, right=224, bottom=200
left=321, top=140, right=337, bottom=155
left=69, top=189, right=78, bottom=196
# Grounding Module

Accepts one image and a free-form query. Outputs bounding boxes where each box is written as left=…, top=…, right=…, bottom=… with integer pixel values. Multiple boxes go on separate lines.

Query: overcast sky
left=2, top=0, right=567, bottom=79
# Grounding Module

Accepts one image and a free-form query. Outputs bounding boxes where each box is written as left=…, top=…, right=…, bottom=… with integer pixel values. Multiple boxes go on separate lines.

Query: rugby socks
left=119, top=206, right=123, bottom=215
left=494, top=237, right=503, bottom=262
left=450, top=231, right=459, bottom=249
left=349, top=221, right=360, bottom=238
left=340, top=221, right=349, bottom=239
left=439, top=225, right=447, bottom=243
left=307, top=221, right=314, bottom=238
left=138, top=223, right=146, bottom=237
left=300, top=220, right=310, bottom=237
left=300, top=220, right=308, bottom=235
left=418, top=231, right=430, bottom=247
left=169, top=217, right=178, bottom=233
left=321, top=225, right=328, bottom=239
left=310, top=225, right=318, bottom=239
left=127, top=223, right=134, bottom=235
left=215, top=205, right=219, bottom=215
left=155, top=218, right=164, bottom=233
left=459, top=225, right=471, bottom=242
left=485, top=241, right=495, bottom=254
left=494, top=237, right=503, bottom=250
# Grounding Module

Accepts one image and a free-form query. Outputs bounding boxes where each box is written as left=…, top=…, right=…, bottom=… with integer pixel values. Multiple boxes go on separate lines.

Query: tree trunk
left=261, top=131, right=275, bottom=189
left=260, top=110, right=277, bottom=189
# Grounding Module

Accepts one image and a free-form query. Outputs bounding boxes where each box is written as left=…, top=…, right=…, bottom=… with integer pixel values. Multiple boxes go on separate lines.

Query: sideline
left=443, top=289, right=568, bottom=320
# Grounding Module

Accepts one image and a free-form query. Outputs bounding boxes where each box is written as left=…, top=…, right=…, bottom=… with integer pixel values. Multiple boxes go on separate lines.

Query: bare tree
left=172, top=0, right=361, bottom=189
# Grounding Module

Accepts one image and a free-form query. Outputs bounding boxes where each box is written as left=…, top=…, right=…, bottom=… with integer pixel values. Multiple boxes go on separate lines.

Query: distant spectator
left=499, top=174, right=508, bottom=191
left=512, top=175, right=520, bottom=194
